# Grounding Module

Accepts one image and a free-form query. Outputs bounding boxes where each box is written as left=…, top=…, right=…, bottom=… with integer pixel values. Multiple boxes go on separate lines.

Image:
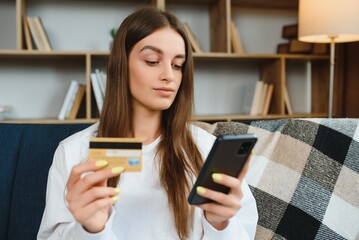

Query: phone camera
left=237, top=142, right=252, bottom=155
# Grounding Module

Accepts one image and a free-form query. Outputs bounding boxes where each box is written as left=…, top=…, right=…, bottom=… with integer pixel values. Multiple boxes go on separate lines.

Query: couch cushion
left=5, top=123, right=90, bottom=240
left=213, top=118, right=359, bottom=240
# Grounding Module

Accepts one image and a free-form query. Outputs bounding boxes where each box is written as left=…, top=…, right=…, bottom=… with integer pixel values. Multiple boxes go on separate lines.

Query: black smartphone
left=188, top=134, right=257, bottom=205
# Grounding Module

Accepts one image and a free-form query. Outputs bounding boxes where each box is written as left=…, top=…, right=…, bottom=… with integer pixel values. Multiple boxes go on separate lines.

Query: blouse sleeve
left=201, top=178, right=258, bottom=240
left=37, top=143, right=118, bottom=240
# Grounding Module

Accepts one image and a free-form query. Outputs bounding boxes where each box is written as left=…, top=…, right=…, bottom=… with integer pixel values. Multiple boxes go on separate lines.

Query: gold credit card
left=89, top=137, right=142, bottom=172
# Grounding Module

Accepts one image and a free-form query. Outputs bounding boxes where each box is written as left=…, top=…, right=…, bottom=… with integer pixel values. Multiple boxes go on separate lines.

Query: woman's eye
left=172, top=64, right=182, bottom=70
left=145, top=60, right=158, bottom=66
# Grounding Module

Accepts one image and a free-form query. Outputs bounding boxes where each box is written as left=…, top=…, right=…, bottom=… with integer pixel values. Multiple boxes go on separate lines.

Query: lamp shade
left=298, top=0, right=359, bottom=43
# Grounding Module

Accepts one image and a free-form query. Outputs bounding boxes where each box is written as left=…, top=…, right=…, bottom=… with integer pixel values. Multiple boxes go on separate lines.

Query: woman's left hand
left=195, top=156, right=250, bottom=230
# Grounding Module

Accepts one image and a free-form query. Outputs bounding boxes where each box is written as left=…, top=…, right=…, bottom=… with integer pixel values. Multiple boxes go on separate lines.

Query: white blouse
left=37, top=123, right=258, bottom=240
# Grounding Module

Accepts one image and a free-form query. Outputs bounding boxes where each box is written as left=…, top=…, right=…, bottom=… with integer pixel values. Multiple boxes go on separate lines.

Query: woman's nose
left=160, top=63, right=174, bottom=82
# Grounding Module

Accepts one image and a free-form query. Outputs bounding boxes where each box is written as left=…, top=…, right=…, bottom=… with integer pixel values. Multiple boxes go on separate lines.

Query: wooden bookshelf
left=0, top=0, right=331, bottom=122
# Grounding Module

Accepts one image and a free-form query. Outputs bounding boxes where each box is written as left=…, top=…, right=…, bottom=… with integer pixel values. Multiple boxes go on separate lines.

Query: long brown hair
left=98, top=6, right=203, bottom=239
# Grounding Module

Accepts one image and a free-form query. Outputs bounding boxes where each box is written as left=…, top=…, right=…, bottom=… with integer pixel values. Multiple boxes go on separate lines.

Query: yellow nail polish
left=112, top=196, right=119, bottom=202
left=212, top=173, right=222, bottom=181
left=95, top=160, right=108, bottom=168
left=197, top=186, right=206, bottom=194
left=111, top=166, right=124, bottom=174
left=114, top=188, right=121, bottom=194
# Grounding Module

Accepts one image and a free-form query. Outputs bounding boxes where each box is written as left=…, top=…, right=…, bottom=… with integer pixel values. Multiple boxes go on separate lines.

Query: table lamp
left=298, top=0, right=359, bottom=118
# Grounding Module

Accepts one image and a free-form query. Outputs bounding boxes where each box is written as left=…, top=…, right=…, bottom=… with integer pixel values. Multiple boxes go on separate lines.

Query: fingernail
left=196, top=186, right=206, bottom=194
left=114, top=188, right=121, bottom=194
left=111, top=166, right=124, bottom=174
left=112, top=196, right=119, bottom=202
left=212, top=173, right=222, bottom=181
left=95, top=160, right=108, bottom=168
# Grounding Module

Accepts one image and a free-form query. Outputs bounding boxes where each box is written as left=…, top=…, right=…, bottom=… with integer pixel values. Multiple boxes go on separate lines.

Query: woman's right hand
left=65, top=160, right=124, bottom=233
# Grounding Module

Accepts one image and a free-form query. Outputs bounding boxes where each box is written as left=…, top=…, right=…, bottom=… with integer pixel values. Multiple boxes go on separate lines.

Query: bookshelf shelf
left=0, top=50, right=329, bottom=60
left=0, top=0, right=330, bottom=123
left=231, top=0, right=298, bottom=10
left=1, top=119, right=97, bottom=124
left=193, top=52, right=329, bottom=60
left=2, top=112, right=327, bottom=124
left=193, top=112, right=327, bottom=122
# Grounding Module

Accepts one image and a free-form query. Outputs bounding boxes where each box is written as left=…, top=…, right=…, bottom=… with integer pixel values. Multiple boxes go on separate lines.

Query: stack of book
left=277, top=24, right=328, bottom=54
left=58, top=69, right=107, bottom=120
left=90, top=69, right=107, bottom=113
left=23, top=15, right=52, bottom=51
left=58, top=80, right=86, bottom=120
left=248, top=82, right=293, bottom=116
left=249, top=81, right=274, bottom=116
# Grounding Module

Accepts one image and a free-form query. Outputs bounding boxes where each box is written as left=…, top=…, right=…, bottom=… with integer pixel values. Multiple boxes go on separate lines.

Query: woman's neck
left=132, top=109, right=162, bottom=145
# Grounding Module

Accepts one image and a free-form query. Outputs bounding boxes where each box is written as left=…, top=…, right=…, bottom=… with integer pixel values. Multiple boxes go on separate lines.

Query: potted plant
left=109, top=28, right=117, bottom=50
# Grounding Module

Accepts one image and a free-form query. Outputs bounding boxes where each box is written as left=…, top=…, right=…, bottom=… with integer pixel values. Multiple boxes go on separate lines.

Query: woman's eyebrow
left=140, top=45, right=185, bottom=59
left=140, top=45, right=162, bottom=54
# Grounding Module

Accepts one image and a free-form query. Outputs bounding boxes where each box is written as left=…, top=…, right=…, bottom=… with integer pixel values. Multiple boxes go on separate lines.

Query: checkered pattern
left=212, top=118, right=359, bottom=240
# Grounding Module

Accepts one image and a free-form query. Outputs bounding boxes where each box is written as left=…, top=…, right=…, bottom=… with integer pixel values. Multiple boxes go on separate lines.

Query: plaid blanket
left=212, top=118, right=359, bottom=240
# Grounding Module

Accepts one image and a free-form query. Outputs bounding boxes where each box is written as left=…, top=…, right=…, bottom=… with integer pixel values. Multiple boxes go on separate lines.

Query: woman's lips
left=153, top=87, right=174, bottom=97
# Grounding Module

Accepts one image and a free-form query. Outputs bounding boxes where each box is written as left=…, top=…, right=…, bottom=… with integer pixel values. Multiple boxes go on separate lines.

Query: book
left=182, top=22, right=202, bottom=53
left=230, top=21, right=244, bottom=54
left=262, top=84, right=274, bottom=115
left=282, top=24, right=298, bottom=39
left=312, top=43, right=328, bottom=54
left=58, top=80, right=79, bottom=120
left=277, top=39, right=312, bottom=54
left=277, top=43, right=289, bottom=54
left=249, top=82, right=274, bottom=115
left=90, top=73, right=103, bottom=113
left=95, top=69, right=106, bottom=98
left=249, top=81, right=264, bottom=115
left=26, top=16, right=42, bottom=50
left=33, top=16, right=52, bottom=50
left=64, top=83, right=80, bottom=119
left=75, top=92, right=87, bottom=119
left=26, top=16, right=52, bottom=51
left=100, top=71, right=107, bottom=92
left=68, top=84, right=86, bottom=119
left=289, top=39, right=312, bottom=53
left=284, top=85, right=293, bottom=114
left=257, top=83, right=268, bottom=115
left=23, top=16, right=33, bottom=50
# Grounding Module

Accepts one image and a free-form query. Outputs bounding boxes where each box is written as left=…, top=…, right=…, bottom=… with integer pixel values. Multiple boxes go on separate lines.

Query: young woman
left=38, top=6, right=258, bottom=240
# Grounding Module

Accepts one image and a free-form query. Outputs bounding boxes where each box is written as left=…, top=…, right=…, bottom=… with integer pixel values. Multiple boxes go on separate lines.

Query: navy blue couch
left=0, top=123, right=90, bottom=240
left=1, top=120, right=358, bottom=240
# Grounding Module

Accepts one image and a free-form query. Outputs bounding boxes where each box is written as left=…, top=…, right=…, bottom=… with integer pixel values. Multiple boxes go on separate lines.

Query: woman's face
left=128, top=27, right=186, bottom=114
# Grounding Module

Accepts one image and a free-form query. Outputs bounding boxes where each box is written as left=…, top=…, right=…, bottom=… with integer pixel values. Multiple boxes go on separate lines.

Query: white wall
left=193, top=61, right=259, bottom=115
left=26, top=0, right=135, bottom=51
left=232, top=7, right=297, bottom=54
left=0, top=58, right=86, bottom=119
